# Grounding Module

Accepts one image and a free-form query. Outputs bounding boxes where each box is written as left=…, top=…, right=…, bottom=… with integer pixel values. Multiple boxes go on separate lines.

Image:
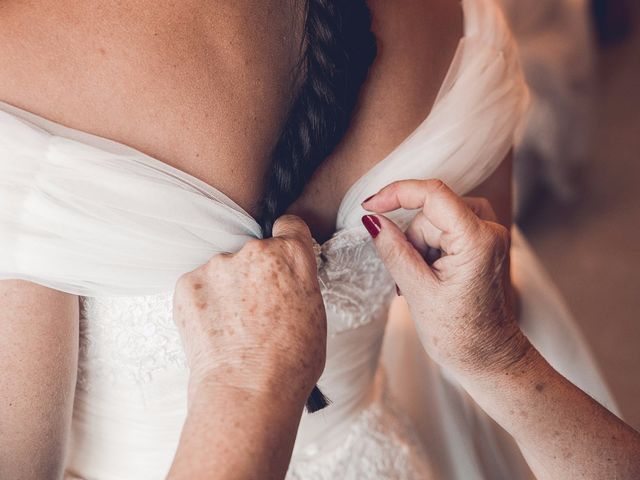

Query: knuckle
left=429, top=179, right=449, bottom=195
left=465, top=198, right=481, bottom=216
left=204, top=253, right=225, bottom=271
left=286, top=243, right=315, bottom=276
left=244, top=238, right=265, bottom=250
left=286, top=236, right=310, bottom=258
left=174, top=272, right=191, bottom=293
left=271, top=216, right=288, bottom=233
left=384, top=180, right=404, bottom=197
left=431, top=179, right=447, bottom=190
left=253, top=241, right=289, bottom=272
left=478, top=197, right=492, bottom=213
left=387, top=180, right=403, bottom=191
left=480, top=198, right=498, bottom=221
left=381, top=241, right=403, bottom=266
left=174, top=271, right=202, bottom=297
left=481, top=224, right=509, bottom=256
left=486, top=232, right=502, bottom=252
left=202, top=253, right=234, bottom=281
left=274, top=214, right=309, bottom=238
left=276, top=213, right=300, bottom=226
left=269, top=237, right=291, bottom=257
left=494, top=225, right=511, bottom=252
left=242, top=238, right=270, bottom=256
left=276, top=232, right=312, bottom=260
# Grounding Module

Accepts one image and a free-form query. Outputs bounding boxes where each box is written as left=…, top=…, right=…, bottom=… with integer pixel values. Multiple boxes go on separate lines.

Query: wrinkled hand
left=362, top=179, right=529, bottom=376
left=173, top=214, right=327, bottom=405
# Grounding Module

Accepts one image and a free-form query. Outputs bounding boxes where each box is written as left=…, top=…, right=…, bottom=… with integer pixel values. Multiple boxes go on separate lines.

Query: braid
left=257, top=1, right=377, bottom=413
left=259, top=0, right=377, bottom=236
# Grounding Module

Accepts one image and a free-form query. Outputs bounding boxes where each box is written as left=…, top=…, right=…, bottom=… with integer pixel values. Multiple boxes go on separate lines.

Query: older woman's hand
left=361, top=179, right=640, bottom=480
left=172, top=214, right=327, bottom=405
left=361, top=179, right=528, bottom=377
left=169, top=214, right=327, bottom=480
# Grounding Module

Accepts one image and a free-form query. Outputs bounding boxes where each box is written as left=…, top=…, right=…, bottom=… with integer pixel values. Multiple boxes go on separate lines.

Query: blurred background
left=502, top=0, right=640, bottom=430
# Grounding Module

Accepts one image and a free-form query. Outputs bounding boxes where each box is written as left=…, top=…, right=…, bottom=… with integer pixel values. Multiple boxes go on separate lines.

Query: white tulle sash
left=0, top=109, right=261, bottom=296
left=0, top=0, right=528, bottom=298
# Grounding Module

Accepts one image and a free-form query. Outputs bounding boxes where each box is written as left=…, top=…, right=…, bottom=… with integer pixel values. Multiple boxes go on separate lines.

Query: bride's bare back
left=0, top=0, right=306, bottom=218
left=0, top=0, right=492, bottom=476
left=0, top=0, right=465, bottom=236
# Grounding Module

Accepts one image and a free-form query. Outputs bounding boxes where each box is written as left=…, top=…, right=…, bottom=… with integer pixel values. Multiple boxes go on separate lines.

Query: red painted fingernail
left=362, top=194, right=376, bottom=204
left=361, top=215, right=382, bottom=238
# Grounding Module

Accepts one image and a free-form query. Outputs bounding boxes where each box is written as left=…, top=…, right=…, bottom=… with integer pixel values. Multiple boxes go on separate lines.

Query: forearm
left=457, top=338, right=640, bottom=480
left=363, top=178, right=640, bottom=477
left=167, top=379, right=305, bottom=480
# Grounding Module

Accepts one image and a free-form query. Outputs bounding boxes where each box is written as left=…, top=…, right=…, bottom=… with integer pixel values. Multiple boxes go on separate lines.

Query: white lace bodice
left=73, top=225, right=433, bottom=478
left=76, top=228, right=395, bottom=389
left=77, top=291, right=182, bottom=389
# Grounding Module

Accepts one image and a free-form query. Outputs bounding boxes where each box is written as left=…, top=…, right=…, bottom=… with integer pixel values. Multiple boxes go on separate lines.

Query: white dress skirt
left=0, top=0, right=619, bottom=478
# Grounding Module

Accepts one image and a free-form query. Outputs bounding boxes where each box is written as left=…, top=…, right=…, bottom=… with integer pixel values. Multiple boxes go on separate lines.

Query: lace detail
left=77, top=227, right=395, bottom=388
left=78, top=291, right=184, bottom=389
left=72, top=227, right=432, bottom=480
left=287, top=373, right=433, bottom=480
left=317, top=229, right=396, bottom=335
left=74, top=228, right=429, bottom=478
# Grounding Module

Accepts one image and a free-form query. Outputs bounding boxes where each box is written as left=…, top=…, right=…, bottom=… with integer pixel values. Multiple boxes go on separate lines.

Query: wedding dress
left=0, top=0, right=620, bottom=478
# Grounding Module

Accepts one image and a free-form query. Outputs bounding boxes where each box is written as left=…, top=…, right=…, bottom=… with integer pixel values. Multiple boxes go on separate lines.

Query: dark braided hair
left=258, top=1, right=377, bottom=412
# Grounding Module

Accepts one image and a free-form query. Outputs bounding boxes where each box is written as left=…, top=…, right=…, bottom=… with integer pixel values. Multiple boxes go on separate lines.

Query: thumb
left=361, top=214, right=435, bottom=296
left=272, top=214, right=315, bottom=252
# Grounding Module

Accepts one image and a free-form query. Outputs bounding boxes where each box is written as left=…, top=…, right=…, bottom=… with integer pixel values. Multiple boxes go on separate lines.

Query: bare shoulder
left=290, top=0, right=464, bottom=238
left=345, top=0, right=464, bottom=162
left=0, top=0, right=304, bottom=218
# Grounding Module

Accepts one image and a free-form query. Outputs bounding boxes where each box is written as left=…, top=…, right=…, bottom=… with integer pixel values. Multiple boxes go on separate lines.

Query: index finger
left=361, top=179, right=480, bottom=236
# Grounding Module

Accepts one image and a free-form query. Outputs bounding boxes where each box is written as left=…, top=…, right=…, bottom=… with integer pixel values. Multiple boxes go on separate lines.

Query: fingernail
left=361, top=214, right=382, bottom=238
left=361, top=194, right=376, bottom=205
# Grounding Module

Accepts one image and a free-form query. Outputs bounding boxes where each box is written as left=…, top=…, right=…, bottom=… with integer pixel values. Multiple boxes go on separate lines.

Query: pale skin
left=0, top=0, right=504, bottom=477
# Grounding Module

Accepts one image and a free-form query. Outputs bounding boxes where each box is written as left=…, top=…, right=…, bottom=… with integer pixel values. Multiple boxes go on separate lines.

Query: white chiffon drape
left=1, top=0, right=525, bottom=298
left=0, top=0, right=619, bottom=478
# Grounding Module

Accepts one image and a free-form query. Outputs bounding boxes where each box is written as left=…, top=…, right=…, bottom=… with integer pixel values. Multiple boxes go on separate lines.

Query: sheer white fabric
left=0, top=110, right=260, bottom=296
left=0, top=0, right=618, bottom=479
